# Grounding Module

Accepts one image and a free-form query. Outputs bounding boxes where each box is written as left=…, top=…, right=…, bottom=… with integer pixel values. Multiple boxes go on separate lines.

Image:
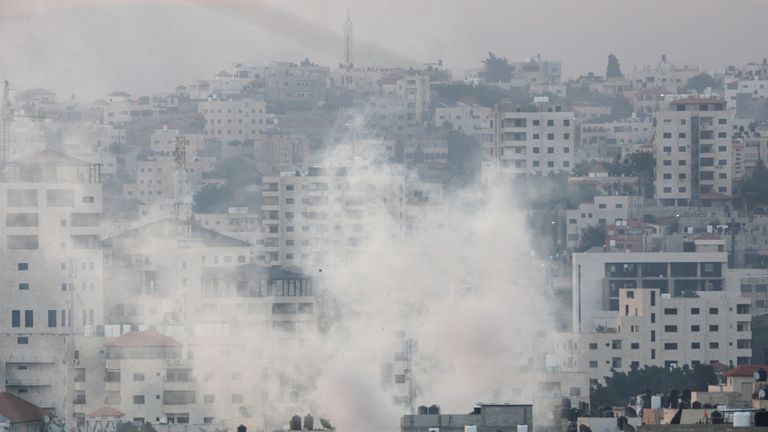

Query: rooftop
left=0, top=392, right=46, bottom=423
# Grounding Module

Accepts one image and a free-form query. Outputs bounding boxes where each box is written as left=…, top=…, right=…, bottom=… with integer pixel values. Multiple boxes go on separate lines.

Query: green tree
left=752, top=314, right=768, bottom=364
left=444, top=131, right=482, bottom=189
left=681, top=73, right=720, bottom=93
left=606, top=54, right=623, bottom=79
left=577, top=224, right=606, bottom=252
left=482, top=52, right=513, bottom=83
left=591, top=364, right=718, bottom=410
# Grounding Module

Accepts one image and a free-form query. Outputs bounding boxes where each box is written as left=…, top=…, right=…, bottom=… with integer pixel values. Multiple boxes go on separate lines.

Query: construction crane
left=0, top=80, right=14, bottom=175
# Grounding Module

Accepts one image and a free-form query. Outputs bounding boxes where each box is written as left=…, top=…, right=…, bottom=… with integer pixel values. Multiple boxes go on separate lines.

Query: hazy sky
left=1, top=0, right=768, bottom=100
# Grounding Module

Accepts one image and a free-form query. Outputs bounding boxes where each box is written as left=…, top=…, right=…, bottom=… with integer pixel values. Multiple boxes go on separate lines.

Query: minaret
left=343, top=11, right=353, bottom=66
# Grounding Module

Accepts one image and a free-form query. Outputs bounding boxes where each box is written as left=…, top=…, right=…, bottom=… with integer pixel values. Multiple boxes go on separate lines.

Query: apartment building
left=257, top=130, right=311, bottom=174
left=434, top=101, right=494, bottom=157
left=101, top=218, right=251, bottom=328
left=566, top=195, right=644, bottom=249
left=486, top=100, right=575, bottom=180
left=571, top=288, right=751, bottom=383
left=728, top=268, right=768, bottom=316
left=198, top=96, right=271, bottom=143
left=0, top=150, right=104, bottom=421
left=578, top=117, right=654, bottom=161
left=260, top=166, right=405, bottom=269
left=626, top=55, right=700, bottom=93
left=572, top=250, right=731, bottom=333
left=654, top=97, right=732, bottom=207
left=604, top=219, right=662, bottom=253
left=264, top=61, right=331, bottom=105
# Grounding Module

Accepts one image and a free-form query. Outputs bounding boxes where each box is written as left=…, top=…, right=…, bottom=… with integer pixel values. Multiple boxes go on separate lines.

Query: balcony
left=5, top=378, right=51, bottom=387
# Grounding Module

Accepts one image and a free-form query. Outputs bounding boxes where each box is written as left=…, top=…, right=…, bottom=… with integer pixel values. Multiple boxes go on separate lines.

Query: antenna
left=0, top=80, right=14, bottom=175
left=343, top=11, right=353, bottom=66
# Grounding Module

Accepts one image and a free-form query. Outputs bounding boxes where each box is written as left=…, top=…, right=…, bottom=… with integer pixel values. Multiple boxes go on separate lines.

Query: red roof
left=106, top=330, right=181, bottom=348
left=88, top=407, right=125, bottom=418
left=0, top=392, right=46, bottom=423
left=724, top=365, right=768, bottom=378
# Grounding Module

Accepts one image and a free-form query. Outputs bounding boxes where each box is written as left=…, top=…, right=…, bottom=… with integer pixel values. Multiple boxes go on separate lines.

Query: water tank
left=517, top=425, right=529, bottom=432
left=465, top=426, right=478, bottom=432
left=651, top=396, right=661, bottom=409
left=428, top=405, right=440, bottom=415
left=734, top=411, right=751, bottom=428
left=290, top=415, right=301, bottom=430
left=303, top=414, right=313, bottom=430
left=418, top=406, right=429, bottom=415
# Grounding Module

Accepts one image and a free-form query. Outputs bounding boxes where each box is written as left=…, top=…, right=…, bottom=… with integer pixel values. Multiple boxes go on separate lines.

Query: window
left=691, top=342, right=700, bottom=349
left=17, top=263, right=28, bottom=271
left=133, top=395, right=145, bottom=405
left=691, top=308, right=700, bottom=315
left=547, top=119, right=554, bottom=126
left=737, top=304, right=750, bottom=314
left=664, top=308, right=678, bottom=315
left=691, top=325, right=700, bottom=332
left=17, top=336, right=28, bottom=344
left=24, top=310, right=33, bottom=327
left=12, top=310, right=20, bottom=327
left=18, top=283, right=29, bottom=290
left=663, top=132, right=672, bottom=139
left=47, top=310, right=56, bottom=327
left=664, top=343, right=678, bottom=350
left=133, top=373, right=145, bottom=381
left=709, top=325, right=719, bottom=332
left=709, top=307, right=719, bottom=315
left=664, top=325, right=678, bottom=333
left=589, top=361, right=598, bottom=368
left=7, top=235, right=38, bottom=249
left=709, top=342, right=719, bottom=349
left=631, top=343, right=640, bottom=349
left=589, top=343, right=598, bottom=350
left=75, top=368, right=86, bottom=382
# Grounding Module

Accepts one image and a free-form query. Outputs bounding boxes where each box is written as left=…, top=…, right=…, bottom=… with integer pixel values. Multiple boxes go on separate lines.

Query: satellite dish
left=319, top=418, right=334, bottom=430
left=43, top=415, right=50, bottom=424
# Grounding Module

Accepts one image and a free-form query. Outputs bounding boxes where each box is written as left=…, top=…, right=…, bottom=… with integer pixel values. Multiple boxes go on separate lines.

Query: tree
left=681, top=73, right=720, bottom=94
left=577, top=224, right=606, bottom=252
left=739, top=160, right=768, bottom=208
left=591, top=364, right=718, bottom=410
left=444, top=131, right=482, bottom=189
left=752, top=314, right=768, bottom=364
left=482, top=52, right=513, bottom=83
left=606, top=54, right=623, bottom=79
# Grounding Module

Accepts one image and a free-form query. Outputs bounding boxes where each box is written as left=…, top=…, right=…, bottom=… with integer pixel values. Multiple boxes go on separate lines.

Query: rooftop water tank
left=651, top=396, right=661, bottom=409
left=734, top=411, right=751, bottom=428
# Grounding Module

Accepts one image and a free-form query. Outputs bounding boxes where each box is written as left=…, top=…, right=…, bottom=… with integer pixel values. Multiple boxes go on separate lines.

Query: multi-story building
left=198, top=96, right=272, bottom=144
left=257, top=130, right=311, bottom=174
left=0, top=150, right=104, bottom=422
left=264, top=61, right=330, bottom=105
left=728, top=268, right=768, bottom=316
left=259, top=166, right=405, bottom=269
left=566, top=195, right=644, bottom=249
left=626, top=55, right=700, bottom=93
left=604, top=219, right=662, bottom=253
left=654, top=97, right=732, bottom=207
left=569, top=288, right=751, bottom=383
left=578, top=116, right=654, bottom=161
left=434, top=101, right=494, bottom=158
left=485, top=100, right=575, bottom=180
left=572, top=250, right=731, bottom=333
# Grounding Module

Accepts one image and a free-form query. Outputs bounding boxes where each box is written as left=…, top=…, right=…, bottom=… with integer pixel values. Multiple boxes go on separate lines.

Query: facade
left=566, top=195, right=644, bottom=249
left=198, top=97, right=271, bottom=143
left=569, top=288, right=751, bottom=383
left=728, top=268, right=768, bottom=316
left=434, top=101, right=494, bottom=157
left=0, top=150, right=104, bottom=422
left=264, top=61, right=330, bottom=105
left=604, top=219, right=662, bottom=253
left=401, top=404, right=533, bottom=432
left=572, top=251, right=731, bottom=333
left=578, top=117, right=654, bottom=161
left=257, top=130, right=311, bottom=174
left=487, top=101, right=575, bottom=180
left=654, top=97, right=732, bottom=207
left=260, top=166, right=405, bottom=269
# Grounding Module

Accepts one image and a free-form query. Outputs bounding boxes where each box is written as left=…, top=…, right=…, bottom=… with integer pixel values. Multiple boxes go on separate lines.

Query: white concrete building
left=654, top=97, right=732, bottom=207
left=434, top=101, right=494, bottom=158
left=486, top=100, right=575, bottom=180
left=0, top=150, right=104, bottom=423
left=198, top=97, right=272, bottom=143
left=566, top=195, right=644, bottom=249
left=260, top=166, right=405, bottom=269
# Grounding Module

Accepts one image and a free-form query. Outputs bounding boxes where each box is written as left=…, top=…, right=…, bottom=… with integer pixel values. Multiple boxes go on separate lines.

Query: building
left=198, top=96, right=272, bottom=144
left=0, top=150, right=103, bottom=423
left=566, top=195, right=644, bottom=250
left=486, top=100, right=575, bottom=180
left=0, top=392, right=46, bottom=432
left=654, top=97, right=732, bottom=207
left=571, top=250, right=731, bottom=333
left=401, top=404, right=533, bottom=432
left=259, top=166, right=405, bottom=269
left=728, top=268, right=768, bottom=316
left=434, top=100, right=494, bottom=158
left=604, top=219, right=662, bottom=253
left=264, top=61, right=330, bottom=106
left=578, top=117, right=654, bottom=161
left=257, top=130, right=311, bottom=174
left=569, top=288, right=751, bottom=383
